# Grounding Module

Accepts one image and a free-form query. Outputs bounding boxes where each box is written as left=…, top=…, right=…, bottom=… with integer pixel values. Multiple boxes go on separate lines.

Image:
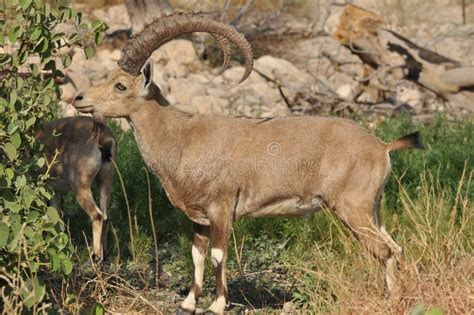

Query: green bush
left=0, top=1, right=105, bottom=310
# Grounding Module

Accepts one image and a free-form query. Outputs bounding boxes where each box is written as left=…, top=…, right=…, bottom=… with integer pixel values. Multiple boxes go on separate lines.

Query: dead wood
left=334, top=5, right=474, bottom=113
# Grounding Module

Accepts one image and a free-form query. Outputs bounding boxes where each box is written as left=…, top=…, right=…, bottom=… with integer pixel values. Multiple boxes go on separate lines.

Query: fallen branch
left=334, top=5, right=474, bottom=113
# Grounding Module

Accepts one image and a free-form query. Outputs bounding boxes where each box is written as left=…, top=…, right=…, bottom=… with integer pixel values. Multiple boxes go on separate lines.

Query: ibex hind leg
left=333, top=196, right=401, bottom=295
left=96, top=161, right=114, bottom=260
left=73, top=183, right=105, bottom=263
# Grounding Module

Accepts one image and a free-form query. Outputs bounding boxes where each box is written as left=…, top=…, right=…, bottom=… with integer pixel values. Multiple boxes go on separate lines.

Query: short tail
left=387, top=131, right=425, bottom=152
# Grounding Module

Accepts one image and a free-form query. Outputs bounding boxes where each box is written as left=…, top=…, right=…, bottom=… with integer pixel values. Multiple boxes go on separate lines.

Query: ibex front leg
left=207, top=207, right=232, bottom=314
left=179, top=224, right=210, bottom=314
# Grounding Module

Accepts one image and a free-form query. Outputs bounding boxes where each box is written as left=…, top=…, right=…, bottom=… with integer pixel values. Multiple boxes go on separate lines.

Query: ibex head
left=74, top=11, right=254, bottom=118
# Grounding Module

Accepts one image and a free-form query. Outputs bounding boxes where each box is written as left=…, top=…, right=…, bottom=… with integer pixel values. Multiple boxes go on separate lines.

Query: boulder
left=151, top=40, right=201, bottom=77
left=254, top=55, right=313, bottom=85
left=189, top=95, right=229, bottom=115
left=168, top=75, right=207, bottom=104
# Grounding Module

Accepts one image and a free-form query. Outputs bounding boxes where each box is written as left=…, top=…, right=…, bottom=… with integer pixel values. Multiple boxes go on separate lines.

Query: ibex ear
left=140, top=60, right=154, bottom=97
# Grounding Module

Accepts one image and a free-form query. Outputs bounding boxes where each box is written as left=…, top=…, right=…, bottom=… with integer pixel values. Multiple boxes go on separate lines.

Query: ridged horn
left=211, top=34, right=231, bottom=74
left=119, top=11, right=253, bottom=83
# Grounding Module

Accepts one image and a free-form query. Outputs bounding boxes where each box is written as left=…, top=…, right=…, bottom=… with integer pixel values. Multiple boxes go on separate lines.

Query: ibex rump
left=74, top=11, right=422, bottom=314
left=36, top=116, right=116, bottom=262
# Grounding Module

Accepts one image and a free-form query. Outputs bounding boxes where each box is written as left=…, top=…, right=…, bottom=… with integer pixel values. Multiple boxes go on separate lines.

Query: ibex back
left=36, top=116, right=116, bottom=261
left=73, top=11, right=423, bottom=314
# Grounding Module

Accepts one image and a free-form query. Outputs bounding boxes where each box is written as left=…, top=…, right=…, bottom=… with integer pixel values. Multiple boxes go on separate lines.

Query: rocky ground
left=58, top=1, right=474, bottom=130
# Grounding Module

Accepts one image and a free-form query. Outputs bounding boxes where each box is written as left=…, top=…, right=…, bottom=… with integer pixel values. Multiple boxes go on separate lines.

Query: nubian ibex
left=36, top=116, right=116, bottom=262
left=73, top=11, right=423, bottom=314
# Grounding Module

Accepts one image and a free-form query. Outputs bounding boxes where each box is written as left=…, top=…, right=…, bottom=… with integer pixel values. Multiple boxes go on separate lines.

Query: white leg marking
left=192, top=245, right=205, bottom=288
left=211, top=248, right=224, bottom=268
left=208, top=295, right=226, bottom=314
left=181, top=292, right=196, bottom=311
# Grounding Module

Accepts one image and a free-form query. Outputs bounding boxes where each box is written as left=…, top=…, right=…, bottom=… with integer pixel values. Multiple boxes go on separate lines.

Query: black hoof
left=176, top=306, right=195, bottom=315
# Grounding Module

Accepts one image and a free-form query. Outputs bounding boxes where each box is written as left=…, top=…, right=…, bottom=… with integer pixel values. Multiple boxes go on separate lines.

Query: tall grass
left=289, top=168, right=472, bottom=313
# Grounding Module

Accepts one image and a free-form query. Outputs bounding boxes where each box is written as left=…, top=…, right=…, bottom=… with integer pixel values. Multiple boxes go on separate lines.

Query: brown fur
left=37, top=116, right=116, bottom=261
left=74, top=63, right=422, bottom=313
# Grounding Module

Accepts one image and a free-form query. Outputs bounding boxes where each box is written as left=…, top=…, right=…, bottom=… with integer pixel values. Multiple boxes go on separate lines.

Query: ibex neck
left=127, top=101, right=189, bottom=180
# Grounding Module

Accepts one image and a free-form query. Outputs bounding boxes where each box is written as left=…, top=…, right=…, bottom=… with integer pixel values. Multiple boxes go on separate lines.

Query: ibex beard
left=74, top=11, right=422, bottom=314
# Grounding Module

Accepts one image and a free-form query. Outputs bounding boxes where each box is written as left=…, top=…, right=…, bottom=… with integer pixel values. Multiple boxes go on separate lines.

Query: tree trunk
left=125, top=0, right=173, bottom=33
left=334, top=5, right=474, bottom=113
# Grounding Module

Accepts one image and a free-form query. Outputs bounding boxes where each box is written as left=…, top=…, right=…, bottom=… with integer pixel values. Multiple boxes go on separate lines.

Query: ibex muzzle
left=74, top=11, right=423, bottom=314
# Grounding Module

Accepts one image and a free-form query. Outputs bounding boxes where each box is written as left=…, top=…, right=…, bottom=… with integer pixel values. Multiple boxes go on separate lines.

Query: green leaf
left=3, top=142, right=18, bottom=161
left=11, top=132, right=21, bottom=149
left=18, top=50, right=28, bottom=64
left=409, top=303, right=425, bottom=315
left=46, top=206, right=59, bottom=224
left=5, top=168, right=14, bottom=179
left=43, top=78, right=54, bottom=90
left=8, top=26, right=21, bottom=43
left=92, top=303, right=105, bottom=315
left=8, top=222, right=21, bottom=250
left=31, top=63, right=40, bottom=77
left=61, top=54, right=72, bottom=68
left=91, top=20, right=102, bottom=30
left=34, top=37, right=49, bottom=53
left=22, top=277, right=46, bottom=308
left=0, top=222, right=9, bottom=248
left=84, top=46, right=94, bottom=60
left=29, top=26, right=42, bottom=41
left=10, top=90, right=17, bottom=107
left=25, top=116, right=36, bottom=129
left=95, top=32, right=104, bottom=45
left=62, top=258, right=73, bottom=275
left=36, top=157, right=45, bottom=168
left=19, top=0, right=32, bottom=10
left=426, top=307, right=444, bottom=315
left=15, top=175, right=26, bottom=188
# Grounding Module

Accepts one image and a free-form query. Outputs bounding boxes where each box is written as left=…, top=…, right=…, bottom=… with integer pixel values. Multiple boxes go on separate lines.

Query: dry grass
left=291, top=169, right=473, bottom=314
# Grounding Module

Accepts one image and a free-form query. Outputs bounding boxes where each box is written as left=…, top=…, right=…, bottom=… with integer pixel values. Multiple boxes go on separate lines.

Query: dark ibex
left=73, top=11, right=423, bottom=314
left=36, top=116, right=116, bottom=262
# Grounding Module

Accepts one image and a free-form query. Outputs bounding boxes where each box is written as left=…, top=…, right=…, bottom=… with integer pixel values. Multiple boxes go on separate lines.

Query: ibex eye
left=115, top=83, right=126, bottom=91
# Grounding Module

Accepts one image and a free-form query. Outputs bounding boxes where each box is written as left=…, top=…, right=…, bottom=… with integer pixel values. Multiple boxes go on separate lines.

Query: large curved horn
left=119, top=11, right=253, bottom=83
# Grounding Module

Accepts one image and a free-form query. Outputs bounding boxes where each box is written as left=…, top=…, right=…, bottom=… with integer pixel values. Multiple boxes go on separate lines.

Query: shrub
left=0, top=1, right=105, bottom=311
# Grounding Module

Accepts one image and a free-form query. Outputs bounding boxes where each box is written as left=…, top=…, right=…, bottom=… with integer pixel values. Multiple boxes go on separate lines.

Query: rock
left=151, top=40, right=201, bottom=77
left=168, top=75, right=206, bottom=104
left=336, top=84, right=356, bottom=101
left=83, top=58, right=117, bottom=83
left=92, top=4, right=130, bottom=33
left=281, top=301, right=296, bottom=315
left=397, top=87, right=424, bottom=110
left=230, top=81, right=281, bottom=107
left=188, top=95, right=229, bottom=115
left=96, top=49, right=121, bottom=62
left=253, top=56, right=314, bottom=104
left=254, top=55, right=313, bottom=84
left=221, top=66, right=265, bottom=85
